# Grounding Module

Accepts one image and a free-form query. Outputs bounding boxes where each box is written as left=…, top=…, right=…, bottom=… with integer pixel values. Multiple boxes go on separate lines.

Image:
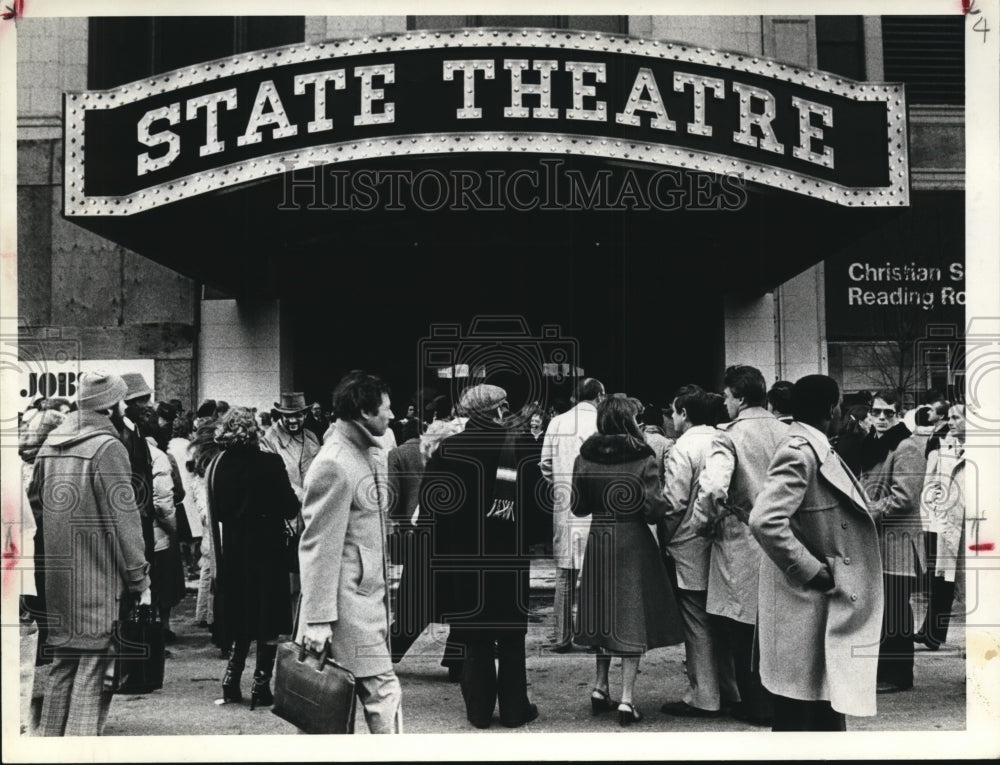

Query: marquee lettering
left=66, top=32, right=909, bottom=212
left=138, top=60, right=843, bottom=174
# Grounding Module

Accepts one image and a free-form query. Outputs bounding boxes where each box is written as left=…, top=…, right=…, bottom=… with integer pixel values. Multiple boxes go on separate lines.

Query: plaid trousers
left=39, top=649, right=115, bottom=737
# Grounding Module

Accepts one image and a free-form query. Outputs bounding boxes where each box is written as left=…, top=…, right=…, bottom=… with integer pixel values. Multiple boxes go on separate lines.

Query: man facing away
left=28, top=372, right=151, bottom=736
left=539, top=377, right=605, bottom=652
left=691, top=365, right=788, bottom=726
left=659, top=386, right=737, bottom=718
left=298, top=372, right=402, bottom=733
left=767, top=381, right=795, bottom=425
left=750, top=374, right=882, bottom=731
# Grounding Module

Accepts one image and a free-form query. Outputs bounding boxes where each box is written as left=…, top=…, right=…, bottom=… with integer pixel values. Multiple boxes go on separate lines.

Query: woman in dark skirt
left=205, top=408, right=300, bottom=708
left=572, top=396, right=685, bottom=725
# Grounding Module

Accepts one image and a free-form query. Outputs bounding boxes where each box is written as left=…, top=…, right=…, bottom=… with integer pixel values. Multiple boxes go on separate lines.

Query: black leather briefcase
left=109, top=603, right=166, bottom=695
left=272, top=639, right=356, bottom=734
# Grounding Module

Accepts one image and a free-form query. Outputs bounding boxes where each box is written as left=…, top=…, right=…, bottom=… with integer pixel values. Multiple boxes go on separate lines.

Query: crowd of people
left=16, top=363, right=970, bottom=735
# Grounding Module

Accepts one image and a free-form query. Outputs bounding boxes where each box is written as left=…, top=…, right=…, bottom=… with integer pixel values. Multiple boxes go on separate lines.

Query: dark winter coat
left=424, top=419, right=531, bottom=632
left=208, top=445, right=299, bottom=645
left=515, top=430, right=551, bottom=549
left=118, top=419, right=157, bottom=562
left=387, top=437, right=424, bottom=523
left=571, top=434, right=685, bottom=654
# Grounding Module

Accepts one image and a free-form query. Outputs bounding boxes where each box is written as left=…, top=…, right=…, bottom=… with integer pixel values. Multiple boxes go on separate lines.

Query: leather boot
left=249, top=670, right=273, bottom=710
left=222, top=656, right=245, bottom=703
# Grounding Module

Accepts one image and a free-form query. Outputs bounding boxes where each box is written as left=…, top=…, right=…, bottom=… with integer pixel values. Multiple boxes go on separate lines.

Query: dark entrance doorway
left=286, top=167, right=727, bottom=413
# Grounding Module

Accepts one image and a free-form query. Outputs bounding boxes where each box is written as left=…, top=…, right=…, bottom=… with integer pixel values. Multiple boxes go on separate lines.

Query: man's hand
left=807, top=565, right=834, bottom=591
left=139, top=587, right=152, bottom=606
left=302, top=622, right=335, bottom=654
left=730, top=503, right=751, bottom=526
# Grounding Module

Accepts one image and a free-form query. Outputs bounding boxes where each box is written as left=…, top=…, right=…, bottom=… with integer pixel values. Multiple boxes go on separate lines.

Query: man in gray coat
left=691, top=365, right=787, bottom=725
left=28, top=372, right=151, bottom=736
left=750, top=375, right=883, bottom=730
left=857, top=390, right=927, bottom=694
left=298, top=371, right=402, bottom=733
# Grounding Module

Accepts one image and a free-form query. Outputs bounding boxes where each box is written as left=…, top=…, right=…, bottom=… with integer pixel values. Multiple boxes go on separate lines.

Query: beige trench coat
left=692, top=407, right=788, bottom=624
left=750, top=423, right=883, bottom=717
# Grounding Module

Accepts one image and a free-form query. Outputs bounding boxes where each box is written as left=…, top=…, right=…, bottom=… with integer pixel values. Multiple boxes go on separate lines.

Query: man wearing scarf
left=857, top=390, right=927, bottom=694
left=423, top=384, right=538, bottom=729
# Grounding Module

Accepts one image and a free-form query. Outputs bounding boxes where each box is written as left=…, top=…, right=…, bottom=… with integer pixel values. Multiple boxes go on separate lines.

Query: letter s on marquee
left=137, top=104, right=182, bottom=176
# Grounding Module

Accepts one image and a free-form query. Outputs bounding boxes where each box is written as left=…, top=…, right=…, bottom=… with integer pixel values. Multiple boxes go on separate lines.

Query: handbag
left=109, top=602, right=166, bottom=694
left=271, top=639, right=357, bottom=734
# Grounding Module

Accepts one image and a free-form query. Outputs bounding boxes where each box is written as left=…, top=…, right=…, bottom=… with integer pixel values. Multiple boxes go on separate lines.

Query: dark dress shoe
left=660, top=701, right=723, bottom=718
left=501, top=703, right=539, bottom=728
left=913, top=634, right=941, bottom=651
left=547, top=642, right=574, bottom=654
left=730, top=705, right=772, bottom=726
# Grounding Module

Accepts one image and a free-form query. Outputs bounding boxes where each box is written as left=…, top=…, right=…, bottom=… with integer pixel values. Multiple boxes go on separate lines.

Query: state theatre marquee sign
left=64, top=28, right=910, bottom=216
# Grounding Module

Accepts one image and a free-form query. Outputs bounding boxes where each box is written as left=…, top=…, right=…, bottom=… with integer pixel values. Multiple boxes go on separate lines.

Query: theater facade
left=15, top=14, right=965, bottom=413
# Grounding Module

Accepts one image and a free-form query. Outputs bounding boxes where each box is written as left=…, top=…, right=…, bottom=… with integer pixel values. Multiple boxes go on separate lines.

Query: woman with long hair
left=572, top=396, right=685, bottom=725
left=205, top=408, right=299, bottom=708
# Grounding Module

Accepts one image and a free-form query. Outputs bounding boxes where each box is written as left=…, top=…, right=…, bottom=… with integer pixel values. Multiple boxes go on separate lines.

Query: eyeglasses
left=871, top=407, right=898, bottom=418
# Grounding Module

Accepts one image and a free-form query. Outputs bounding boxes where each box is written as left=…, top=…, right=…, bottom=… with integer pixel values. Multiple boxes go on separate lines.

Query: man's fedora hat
left=274, top=392, right=309, bottom=414
left=121, top=372, right=153, bottom=401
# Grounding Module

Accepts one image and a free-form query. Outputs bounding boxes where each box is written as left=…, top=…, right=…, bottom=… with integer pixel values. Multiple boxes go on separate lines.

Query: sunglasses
left=871, top=407, right=898, bottom=418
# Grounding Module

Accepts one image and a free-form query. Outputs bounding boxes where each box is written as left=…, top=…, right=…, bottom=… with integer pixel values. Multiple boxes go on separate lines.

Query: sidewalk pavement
left=19, top=557, right=965, bottom=737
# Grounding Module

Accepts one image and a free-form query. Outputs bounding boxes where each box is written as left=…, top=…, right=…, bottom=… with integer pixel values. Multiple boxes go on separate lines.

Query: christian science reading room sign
left=64, top=29, right=910, bottom=216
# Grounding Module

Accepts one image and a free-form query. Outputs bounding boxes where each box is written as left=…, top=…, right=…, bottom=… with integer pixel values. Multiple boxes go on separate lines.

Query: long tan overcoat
left=749, top=422, right=883, bottom=717
left=297, top=419, right=392, bottom=678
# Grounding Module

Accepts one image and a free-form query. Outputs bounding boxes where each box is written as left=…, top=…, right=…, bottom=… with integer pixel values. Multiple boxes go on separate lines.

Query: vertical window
left=88, top=17, right=305, bottom=90
left=815, top=16, right=865, bottom=80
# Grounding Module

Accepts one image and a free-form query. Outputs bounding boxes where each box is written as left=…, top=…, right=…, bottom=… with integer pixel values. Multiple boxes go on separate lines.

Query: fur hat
left=459, top=384, right=507, bottom=414
left=78, top=371, right=128, bottom=412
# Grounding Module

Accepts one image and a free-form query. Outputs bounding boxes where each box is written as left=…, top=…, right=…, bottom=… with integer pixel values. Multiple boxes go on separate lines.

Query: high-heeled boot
left=249, top=641, right=278, bottom=710
left=249, top=670, right=274, bottom=710
left=221, top=656, right=245, bottom=703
